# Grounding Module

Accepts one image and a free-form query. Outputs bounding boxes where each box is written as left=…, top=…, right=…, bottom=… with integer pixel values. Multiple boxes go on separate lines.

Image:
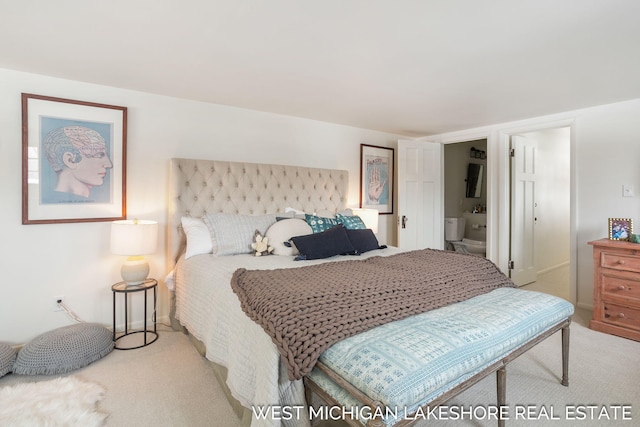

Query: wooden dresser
left=588, top=238, right=640, bottom=341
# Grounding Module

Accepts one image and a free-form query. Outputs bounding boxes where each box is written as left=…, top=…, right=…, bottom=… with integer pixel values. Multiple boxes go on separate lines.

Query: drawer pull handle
left=617, top=259, right=625, bottom=265
left=617, top=312, right=625, bottom=318
left=618, top=285, right=626, bottom=291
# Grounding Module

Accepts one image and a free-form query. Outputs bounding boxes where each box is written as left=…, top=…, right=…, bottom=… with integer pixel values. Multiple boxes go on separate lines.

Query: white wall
left=429, top=98, right=640, bottom=310
left=0, top=68, right=402, bottom=344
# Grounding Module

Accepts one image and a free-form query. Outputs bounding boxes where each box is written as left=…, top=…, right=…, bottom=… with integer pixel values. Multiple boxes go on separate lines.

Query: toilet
left=459, top=237, right=487, bottom=256
left=445, top=218, right=465, bottom=251
left=445, top=216, right=487, bottom=256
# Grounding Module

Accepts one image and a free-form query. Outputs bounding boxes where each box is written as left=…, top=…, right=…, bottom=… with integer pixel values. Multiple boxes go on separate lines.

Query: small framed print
left=608, top=218, right=633, bottom=241
left=360, top=144, right=394, bottom=215
left=22, top=93, right=127, bottom=224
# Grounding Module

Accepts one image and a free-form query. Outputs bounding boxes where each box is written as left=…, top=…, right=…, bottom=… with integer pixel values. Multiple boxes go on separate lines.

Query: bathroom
left=444, top=139, right=487, bottom=256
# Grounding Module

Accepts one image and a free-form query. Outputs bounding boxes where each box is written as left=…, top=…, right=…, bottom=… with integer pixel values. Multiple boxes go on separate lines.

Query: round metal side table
left=112, top=278, right=158, bottom=350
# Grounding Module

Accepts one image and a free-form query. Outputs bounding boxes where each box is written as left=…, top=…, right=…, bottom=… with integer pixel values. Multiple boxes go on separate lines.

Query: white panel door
left=510, top=135, right=538, bottom=286
left=397, top=140, right=442, bottom=250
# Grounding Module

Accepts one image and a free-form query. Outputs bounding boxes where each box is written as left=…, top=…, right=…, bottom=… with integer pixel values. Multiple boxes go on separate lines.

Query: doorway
left=510, top=127, right=571, bottom=300
left=443, top=139, right=488, bottom=250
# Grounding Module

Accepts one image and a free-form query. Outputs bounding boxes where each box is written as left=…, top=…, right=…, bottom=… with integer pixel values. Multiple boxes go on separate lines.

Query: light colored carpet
left=1, top=308, right=638, bottom=427
left=0, top=327, right=239, bottom=427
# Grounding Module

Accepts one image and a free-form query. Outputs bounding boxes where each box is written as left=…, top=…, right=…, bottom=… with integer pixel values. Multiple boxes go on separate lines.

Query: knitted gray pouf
left=13, top=323, right=114, bottom=375
left=0, top=343, right=17, bottom=377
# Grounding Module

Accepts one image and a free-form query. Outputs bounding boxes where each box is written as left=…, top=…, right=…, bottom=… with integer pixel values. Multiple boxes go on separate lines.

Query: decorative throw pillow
left=203, top=213, right=277, bottom=256
left=181, top=216, right=213, bottom=259
left=0, top=343, right=17, bottom=377
left=305, top=214, right=339, bottom=234
left=251, top=231, right=274, bottom=256
left=336, top=213, right=366, bottom=230
left=13, top=323, right=114, bottom=375
left=265, top=219, right=313, bottom=256
left=346, top=228, right=386, bottom=254
left=290, top=225, right=356, bottom=260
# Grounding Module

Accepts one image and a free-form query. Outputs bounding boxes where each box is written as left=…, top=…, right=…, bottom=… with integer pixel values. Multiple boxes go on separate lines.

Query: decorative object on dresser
left=608, top=217, right=633, bottom=240
left=588, top=238, right=640, bottom=341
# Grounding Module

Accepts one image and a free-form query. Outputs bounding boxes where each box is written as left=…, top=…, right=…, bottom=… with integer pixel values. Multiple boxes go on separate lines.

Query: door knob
left=401, top=215, right=408, bottom=229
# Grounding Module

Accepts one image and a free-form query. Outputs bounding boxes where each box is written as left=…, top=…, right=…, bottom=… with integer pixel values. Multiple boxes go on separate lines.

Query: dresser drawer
left=601, top=252, right=640, bottom=272
left=602, top=275, right=640, bottom=302
left=602, top=302, right=640, bottom=331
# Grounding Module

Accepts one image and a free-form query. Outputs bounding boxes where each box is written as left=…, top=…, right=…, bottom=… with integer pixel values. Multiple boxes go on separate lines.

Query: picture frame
left=608, top=217, right=633, bottom=241
left=22, top=93, right=127, bottom=224
left=360, top=144, right=394, bottom=215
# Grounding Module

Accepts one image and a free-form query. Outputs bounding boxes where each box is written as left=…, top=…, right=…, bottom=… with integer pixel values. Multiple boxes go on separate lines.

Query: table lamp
left=111, top=219, right=158, bottom=286
left=351, top=208, right=379, bottom=233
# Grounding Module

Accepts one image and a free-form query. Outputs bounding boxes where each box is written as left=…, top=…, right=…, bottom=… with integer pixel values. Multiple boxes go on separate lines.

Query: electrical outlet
left=53, top=295, right=64, bottom=312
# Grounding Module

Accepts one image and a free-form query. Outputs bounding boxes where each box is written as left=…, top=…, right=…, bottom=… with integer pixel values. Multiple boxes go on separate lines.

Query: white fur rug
left=0, top=376, right=107, bottom=426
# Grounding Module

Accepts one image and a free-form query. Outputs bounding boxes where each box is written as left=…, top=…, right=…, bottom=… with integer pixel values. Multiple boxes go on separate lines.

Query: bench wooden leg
left=497, top=366, right=506, bottom=427
left=561, top=322, right=570, bottom=386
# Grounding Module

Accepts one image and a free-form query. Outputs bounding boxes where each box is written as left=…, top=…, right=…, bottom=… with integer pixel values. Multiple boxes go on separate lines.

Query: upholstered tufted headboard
left=167, top=158, right=349, bottom=266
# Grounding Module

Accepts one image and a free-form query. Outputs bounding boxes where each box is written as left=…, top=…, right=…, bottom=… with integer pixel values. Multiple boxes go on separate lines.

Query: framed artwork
left=608, top=218, right=633, bottom=241
left=360, top=144, right=394, bottom=215
left=22, top=93, right=127, bottom=224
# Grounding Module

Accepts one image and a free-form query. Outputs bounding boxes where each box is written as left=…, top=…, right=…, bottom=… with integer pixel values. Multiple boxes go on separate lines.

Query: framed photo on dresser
left=608, top=217, right=633, bottom=241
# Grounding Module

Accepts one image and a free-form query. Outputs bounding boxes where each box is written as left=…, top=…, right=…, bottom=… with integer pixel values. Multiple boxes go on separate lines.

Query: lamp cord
left=58, top=301, right=85, bottom=323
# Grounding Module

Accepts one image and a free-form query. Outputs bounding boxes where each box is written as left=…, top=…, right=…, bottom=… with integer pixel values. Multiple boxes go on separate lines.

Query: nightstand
left=112, top=278, right=158, bottom=349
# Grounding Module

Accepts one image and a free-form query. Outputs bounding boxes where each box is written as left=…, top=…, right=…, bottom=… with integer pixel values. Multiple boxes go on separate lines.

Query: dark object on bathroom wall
left=470, top=147, right=486, bottom=159
left=466, top=163, right=483, bottom=198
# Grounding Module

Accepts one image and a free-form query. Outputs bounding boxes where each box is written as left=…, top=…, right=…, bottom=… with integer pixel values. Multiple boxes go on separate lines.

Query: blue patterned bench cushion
left=307, top=288, right=574, bottom=425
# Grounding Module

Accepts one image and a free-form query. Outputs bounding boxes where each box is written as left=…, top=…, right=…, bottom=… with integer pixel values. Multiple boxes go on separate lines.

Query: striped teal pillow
left=336, top=213, right=366, bottom=230
left=305, top=214, right=339, bottom=233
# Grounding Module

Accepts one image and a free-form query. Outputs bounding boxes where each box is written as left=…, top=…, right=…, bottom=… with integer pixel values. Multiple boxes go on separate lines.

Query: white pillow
left=265, top=219, right=313, bottom=256
left=314, top=209, right=336, bottom=218
left=203, top=213, right=277, bottom=256
left=181, top=217, right=213, bottom=259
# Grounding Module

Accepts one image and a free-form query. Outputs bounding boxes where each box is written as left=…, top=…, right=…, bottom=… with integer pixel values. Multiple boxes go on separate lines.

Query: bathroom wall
left=444, top=139, right=488, bottom=217
left=463, top=212, right=487, bottom=241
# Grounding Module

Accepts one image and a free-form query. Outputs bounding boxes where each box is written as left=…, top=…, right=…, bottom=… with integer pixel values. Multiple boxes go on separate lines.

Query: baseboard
left=537, top=261, right=570, bottom=275
left=576, top=301, right=594, bottom=311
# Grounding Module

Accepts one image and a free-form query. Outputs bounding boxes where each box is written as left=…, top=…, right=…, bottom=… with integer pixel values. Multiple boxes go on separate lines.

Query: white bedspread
left=174, top=248, right=402, bottom=427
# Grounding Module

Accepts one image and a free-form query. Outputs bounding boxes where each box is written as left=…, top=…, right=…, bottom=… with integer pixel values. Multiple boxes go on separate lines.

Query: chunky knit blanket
left=231, top=249, right=515, bottom=380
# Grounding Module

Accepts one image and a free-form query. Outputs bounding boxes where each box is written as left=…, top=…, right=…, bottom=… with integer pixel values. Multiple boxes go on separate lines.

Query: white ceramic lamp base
left=120, top=257, right=150, bottom=286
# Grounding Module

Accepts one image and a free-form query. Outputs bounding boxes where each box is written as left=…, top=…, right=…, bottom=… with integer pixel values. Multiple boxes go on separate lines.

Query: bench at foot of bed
left=304, top=288, right=573, bottom=427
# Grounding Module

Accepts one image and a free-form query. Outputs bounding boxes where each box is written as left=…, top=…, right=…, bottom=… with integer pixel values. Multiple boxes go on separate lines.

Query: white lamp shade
left=352, top=208, right=379, bottom=234
left=110, top=220, right=158, bottom=256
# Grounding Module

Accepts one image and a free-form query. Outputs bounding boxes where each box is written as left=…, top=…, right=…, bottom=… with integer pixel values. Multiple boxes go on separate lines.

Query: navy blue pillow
left=346, top=228, right=385, bottom=254
left=290, top=225, right=356, bottom=260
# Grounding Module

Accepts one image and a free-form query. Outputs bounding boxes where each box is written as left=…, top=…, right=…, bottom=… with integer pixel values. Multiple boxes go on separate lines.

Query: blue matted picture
left=360, top=144, right=394, bottom=214
left=22, top=93, right=127, bottom=224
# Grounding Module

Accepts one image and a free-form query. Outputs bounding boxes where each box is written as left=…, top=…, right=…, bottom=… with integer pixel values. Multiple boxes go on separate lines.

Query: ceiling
left=2, top=0, right=640, bottom=137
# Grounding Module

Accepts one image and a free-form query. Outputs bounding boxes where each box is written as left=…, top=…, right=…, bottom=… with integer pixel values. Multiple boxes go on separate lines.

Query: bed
left=166, top=158, right=573, bottom=427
